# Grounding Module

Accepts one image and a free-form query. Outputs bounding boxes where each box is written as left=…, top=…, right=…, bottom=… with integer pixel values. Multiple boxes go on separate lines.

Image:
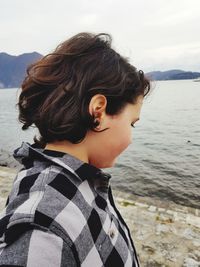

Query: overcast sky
left=0, top=0, right=200, bottom=72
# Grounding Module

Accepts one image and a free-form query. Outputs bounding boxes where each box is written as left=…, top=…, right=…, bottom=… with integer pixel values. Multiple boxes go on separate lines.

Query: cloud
left=0, top=0, right=199, bottom=71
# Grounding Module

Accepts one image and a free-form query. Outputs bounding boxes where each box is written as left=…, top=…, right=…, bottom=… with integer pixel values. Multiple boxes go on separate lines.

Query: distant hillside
left=0, top=52, right=200, bottom=87
left=146, top=69, right=200, bottom=80
left=0, top=52, right=42, bottom=88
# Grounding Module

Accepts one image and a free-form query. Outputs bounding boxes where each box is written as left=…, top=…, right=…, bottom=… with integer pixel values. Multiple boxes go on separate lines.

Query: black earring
left=94, top=118, right=100, bottom=128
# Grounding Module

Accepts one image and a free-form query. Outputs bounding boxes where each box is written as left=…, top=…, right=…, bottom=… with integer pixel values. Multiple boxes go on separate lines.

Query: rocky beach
left=0, top=166, right=200, bottom=267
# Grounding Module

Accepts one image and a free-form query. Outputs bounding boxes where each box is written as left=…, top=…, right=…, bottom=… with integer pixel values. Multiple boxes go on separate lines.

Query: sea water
left=0, top=80, right=199, bottom=208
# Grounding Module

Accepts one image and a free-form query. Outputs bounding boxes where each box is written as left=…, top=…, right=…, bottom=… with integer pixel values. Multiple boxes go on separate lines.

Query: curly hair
left=17, top=32, right=151, bottom=147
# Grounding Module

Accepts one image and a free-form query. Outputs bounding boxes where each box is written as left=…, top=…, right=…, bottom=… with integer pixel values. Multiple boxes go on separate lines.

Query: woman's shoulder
left=0, top=227, right=77, bottom=267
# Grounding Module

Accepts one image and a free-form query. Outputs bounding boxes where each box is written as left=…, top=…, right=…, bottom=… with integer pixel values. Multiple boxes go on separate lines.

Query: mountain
left=146, top=69, right=200, bottom=80
left=0, top=52, right=200, bottom=87
left=0, top=52, right=42, bottom=88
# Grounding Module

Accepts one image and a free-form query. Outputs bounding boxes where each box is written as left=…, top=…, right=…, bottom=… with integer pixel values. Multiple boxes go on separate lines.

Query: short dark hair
left=18, top=32, right=151, bottom=147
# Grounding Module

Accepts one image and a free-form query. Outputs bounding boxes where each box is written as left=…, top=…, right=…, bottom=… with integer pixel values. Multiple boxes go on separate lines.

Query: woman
left=0, top=32, right=151, bottom=266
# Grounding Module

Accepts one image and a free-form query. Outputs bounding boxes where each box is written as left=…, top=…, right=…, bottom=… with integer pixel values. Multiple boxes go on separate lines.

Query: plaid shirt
left=0, top=142, right=140, bottom=267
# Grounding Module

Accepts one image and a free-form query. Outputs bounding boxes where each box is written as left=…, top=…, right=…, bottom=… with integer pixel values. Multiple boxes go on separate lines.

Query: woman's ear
left=89, top=94, right=107, bottom=119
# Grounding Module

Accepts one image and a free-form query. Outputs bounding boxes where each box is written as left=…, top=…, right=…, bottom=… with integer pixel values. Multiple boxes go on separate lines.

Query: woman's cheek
left=113, top=137, right=131, bottom=157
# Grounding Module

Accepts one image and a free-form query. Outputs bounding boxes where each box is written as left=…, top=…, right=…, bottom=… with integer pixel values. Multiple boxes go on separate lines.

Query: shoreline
left=1, top=145, right=199, bottom=210
left=0, top=165, right=199, bottom=215
left=0, top=166, right=200, bottom=266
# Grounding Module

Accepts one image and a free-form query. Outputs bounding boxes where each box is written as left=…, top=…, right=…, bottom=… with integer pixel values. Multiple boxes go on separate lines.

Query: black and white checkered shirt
left=0, top=142, right=140, bottom=266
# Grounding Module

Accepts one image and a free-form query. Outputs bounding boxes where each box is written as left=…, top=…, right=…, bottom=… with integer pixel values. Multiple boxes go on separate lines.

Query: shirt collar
left=14, top=142, right=112, bottom=193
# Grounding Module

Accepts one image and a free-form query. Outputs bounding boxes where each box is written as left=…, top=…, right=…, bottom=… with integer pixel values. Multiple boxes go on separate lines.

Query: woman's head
left=18, top=32, right=151, bottom=148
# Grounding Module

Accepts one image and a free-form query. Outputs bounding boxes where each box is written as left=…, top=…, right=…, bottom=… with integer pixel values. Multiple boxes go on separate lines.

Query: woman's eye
left=131, top=122, right=136, bottom=128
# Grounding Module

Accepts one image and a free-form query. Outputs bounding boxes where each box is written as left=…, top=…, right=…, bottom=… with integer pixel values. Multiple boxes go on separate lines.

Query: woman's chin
left=99, top=159, right=116, bottom=169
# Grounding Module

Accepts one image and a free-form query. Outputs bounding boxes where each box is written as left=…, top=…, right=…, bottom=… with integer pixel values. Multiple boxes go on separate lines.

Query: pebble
left=182, top=228, right=199, bottom=240
left=182, top=258, right=200, bottom=267
left=186, top=214, right=200, bottom=228
left=148, top=205, right=157, bottom=212
left=156, top=224, right=170, bottom=234
left=158, top=208, right=165, bottom=213
left=135, top=202, right=149, bottom=208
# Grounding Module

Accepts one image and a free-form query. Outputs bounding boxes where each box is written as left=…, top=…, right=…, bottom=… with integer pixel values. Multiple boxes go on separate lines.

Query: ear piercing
left=94, top=113, right=101, bottom=129
left=94, top=118, right=100, bottom=129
